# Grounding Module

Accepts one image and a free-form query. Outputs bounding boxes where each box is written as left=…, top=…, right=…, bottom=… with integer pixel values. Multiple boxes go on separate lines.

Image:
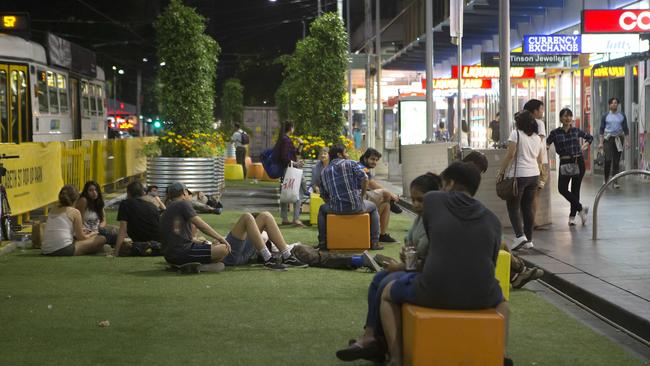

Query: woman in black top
left=546, top=108, right=593, bottom=226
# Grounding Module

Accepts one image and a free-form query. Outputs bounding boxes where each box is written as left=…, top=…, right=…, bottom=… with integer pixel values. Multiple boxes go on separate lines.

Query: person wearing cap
left=161, top=182, right=307, bottom=271
left=114, top=181, right=161, bottom=256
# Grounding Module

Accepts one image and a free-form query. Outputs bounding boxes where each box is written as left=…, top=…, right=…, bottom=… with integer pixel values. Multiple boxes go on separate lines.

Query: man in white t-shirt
left=230, top=123, right=247, bottom=178
left=523, top=99, right=549, bottom=229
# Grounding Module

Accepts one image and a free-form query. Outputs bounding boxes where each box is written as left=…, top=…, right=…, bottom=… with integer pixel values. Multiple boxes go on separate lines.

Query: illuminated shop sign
left=421, top=78, right=492, bottom=89
left=581, top=33, right=640, bottom=53
left=524, top=35, right=581, bottom=54
left=586, top=66, right=638, bottom=78
left=451, top=66, right=536, bottom=79
left=583, top=9, right=650, bottom=33
left=481, top=52, right=572, bottom=67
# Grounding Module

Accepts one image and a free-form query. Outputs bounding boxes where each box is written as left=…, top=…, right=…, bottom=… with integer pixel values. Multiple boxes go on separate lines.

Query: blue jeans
left=316, top=200, right=380, bottom=246
left=280, top=172, right=307, bottom=222
left=365, top=271, right=407, bottom=335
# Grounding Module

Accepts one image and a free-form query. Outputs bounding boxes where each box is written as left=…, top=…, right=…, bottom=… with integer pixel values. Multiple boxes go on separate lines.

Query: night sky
left=3, top=0, right=351, bottom=115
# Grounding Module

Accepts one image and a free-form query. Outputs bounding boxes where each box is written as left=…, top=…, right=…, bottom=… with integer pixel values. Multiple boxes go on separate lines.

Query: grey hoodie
left=414, top=191, right=503, bottom=309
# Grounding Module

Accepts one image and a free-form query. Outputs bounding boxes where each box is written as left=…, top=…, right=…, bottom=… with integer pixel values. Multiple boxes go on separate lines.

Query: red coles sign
left=583, top=9, right=650, bottom=33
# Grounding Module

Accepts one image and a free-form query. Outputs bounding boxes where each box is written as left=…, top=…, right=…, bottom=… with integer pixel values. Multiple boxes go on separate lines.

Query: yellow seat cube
left=326, top=213, right=370, bottom=250
left=309, top=193, right=324, bottom=225
left=224, top=163, right=244, bottom=180
left=496, top=250, right=511, bottom=301
left=402, top=305, right=505, bottom=366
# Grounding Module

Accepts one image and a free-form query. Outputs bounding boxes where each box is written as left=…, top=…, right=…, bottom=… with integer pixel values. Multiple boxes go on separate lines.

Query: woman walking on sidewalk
left=547, top=108, right=593, bottom=226
left=274, top=121, right=305, bottom=227
left=497, top=110, right=544, bottom=251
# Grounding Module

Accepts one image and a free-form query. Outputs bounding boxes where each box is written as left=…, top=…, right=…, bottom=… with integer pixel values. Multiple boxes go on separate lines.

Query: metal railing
left=592, top=169, right=650, bottom=240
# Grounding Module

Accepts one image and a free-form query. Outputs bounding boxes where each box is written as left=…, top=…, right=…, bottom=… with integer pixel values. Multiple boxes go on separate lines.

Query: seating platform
left=326, top=213, right=370, bottom=250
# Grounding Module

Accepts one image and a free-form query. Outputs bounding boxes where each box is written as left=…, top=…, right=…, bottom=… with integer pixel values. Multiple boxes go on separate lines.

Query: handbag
left=560, top=160, right=580, bottom=176
left=496, top=131, right=519, bottom=200
left=280, top=162, right=303, bottom=203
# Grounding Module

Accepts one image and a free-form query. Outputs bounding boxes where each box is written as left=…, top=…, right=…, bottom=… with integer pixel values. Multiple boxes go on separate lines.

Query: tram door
left=0, top=64, right=29, bottom=143
left=70, top=77, right=81, bottom=139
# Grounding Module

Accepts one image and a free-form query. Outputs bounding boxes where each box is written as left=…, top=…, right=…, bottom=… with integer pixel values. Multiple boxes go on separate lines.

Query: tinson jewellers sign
left=524, top=34, right=640, bottom=54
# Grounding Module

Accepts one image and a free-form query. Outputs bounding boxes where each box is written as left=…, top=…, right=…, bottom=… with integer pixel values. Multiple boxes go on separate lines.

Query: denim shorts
left=222, top=232, right=257, bottom=266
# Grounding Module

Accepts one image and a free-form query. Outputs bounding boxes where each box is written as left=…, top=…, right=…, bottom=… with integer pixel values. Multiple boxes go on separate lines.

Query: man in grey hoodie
left=378, top=162, right=509, bottom=365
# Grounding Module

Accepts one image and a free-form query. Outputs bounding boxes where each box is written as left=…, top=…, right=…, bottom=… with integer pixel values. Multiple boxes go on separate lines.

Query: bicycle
left=0, top=153, right=20, bottom=241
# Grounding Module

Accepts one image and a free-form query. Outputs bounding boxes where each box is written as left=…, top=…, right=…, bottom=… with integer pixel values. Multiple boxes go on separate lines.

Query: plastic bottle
left=404, top=240, right=418, bottom=272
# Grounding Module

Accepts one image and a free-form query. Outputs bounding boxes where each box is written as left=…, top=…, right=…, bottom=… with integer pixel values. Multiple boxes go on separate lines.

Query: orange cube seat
left=225, top=157, right=237, bottom=165
left=402, top=305, right=504, bottom=366
left=326, top=213, right=370, bottom=250
left=247, top=163, right=264, bottom=179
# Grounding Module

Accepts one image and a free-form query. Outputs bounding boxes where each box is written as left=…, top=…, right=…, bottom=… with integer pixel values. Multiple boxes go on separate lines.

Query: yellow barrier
left=2, top=138, right=151, bottom=215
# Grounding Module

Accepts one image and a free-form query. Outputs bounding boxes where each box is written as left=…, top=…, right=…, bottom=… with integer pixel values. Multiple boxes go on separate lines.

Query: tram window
left=37, top=70, right=48, bottom=113
left=47, top=71, right=59, bottom=114
left=57, top=74, right=68, bottom=113
left=0, top=70, right=7, bottom=142
left=97, top=85, right=104, bottom=114
left=89, top=84, right=97, bottom=116
left=81, top=80, right=90, bottom=117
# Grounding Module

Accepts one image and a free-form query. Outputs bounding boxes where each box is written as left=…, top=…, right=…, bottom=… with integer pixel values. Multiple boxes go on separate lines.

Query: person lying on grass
left=379, top=162, right=510, bottom=366
left=160, top=182, right=307, bottom=271
left=42, top=185, right=107, bottom=256
left=336, top=172, right=442, bottom=364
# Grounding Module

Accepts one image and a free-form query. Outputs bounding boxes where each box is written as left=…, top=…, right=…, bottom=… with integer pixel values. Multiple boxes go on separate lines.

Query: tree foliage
left=220, top=78, right=244, bottom=133
left=154, top=0, right=220, bottom=136
left=277, top=13, right=348, bottom=141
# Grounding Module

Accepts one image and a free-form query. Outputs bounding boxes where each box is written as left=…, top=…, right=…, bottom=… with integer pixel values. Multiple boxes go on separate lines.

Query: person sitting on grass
left=462, top=150, right=544, bottom=289
left=42, top=185, right=107, bottom=256
left=161, top=182, right=307, bottom=271
left=336, top=172, right=442, bottom=363
left=75, top=180, right=118, bottom=246
left=142, top=185, right=166, bottom=212
left=358, top=148, right=402, bottom=244
left=318, top=144, right=381, bottom=250
left=114, top=181, right=161, bottom=257
left=379, top=162, right=510, bottom=366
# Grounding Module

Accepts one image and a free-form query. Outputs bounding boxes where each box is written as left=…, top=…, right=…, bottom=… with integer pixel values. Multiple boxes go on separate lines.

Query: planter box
left=147, top=156, right=225, bottom=197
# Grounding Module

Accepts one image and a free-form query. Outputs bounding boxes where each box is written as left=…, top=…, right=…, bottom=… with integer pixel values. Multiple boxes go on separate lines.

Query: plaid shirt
left=320, top=158, right=368, bottom=212
left=547, top=126, right=593, bottom=158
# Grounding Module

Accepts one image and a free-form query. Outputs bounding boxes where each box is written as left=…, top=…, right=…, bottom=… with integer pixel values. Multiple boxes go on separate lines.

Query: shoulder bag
left=496, top=131, right=519, bottom=200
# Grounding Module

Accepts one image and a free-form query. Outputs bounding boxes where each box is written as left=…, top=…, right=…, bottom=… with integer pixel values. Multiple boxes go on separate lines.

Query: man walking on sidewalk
left=231, top=123, right=248, bottom=178
left=598, top=97, right=630, bottom=189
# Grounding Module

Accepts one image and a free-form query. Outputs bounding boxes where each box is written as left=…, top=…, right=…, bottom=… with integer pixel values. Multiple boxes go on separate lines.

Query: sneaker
left=579, top=205, right=589, bottom=226
left=378, top=233, right=398, bottom=243
left=103, top=244, right=114, bottom=256
left=389, top=200, right=403, bottom=214
left=199, top=262, right=225, bottom=273
left=511, top=236, right=528, bottom=251
left=370, top=242, right=384, bottom=250
left=362, top=251, right=382, bottom=272
left=374, top=253, right=398, bottom=268
left=568, top=217, right=576, bottom=226
left=523, top=241, right=534, bottom=249
left=283, top=255, right=308, bottom=268
left=512, top=267, right=544, bottom=289
left=264, top=259, right=287, bottom=271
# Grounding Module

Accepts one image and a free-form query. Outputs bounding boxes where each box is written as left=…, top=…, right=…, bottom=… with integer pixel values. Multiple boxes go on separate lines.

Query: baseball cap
left=166, top=182, right=191, bottom=199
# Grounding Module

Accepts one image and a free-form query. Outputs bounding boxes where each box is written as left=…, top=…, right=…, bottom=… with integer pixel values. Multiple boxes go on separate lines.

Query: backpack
left=240, top=131, right=250, bottom=145
left=260, top=148, right=283, bottom=179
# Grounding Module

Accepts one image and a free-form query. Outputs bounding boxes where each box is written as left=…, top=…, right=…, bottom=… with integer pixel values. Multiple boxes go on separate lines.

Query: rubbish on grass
left=98, top=320, right=110, bottom=327
left=47, top=304, right=52, bottom=309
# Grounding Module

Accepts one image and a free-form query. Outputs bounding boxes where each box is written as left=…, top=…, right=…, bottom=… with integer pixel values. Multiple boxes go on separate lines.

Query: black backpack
left=240, top=131, right=250, bottom=145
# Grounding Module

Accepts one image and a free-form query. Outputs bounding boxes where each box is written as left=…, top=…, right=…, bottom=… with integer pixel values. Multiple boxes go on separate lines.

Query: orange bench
left=402, top=305, right=505, bottom=366
left=247, top=163, right=264, bottom=180
left=326, top=213, right=370, bottom=250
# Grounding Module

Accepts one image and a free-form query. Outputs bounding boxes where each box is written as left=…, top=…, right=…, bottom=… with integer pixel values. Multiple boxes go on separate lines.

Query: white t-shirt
left=506, top=129, right=542, bottom=178
left=536, top=119, right=549, bottom=164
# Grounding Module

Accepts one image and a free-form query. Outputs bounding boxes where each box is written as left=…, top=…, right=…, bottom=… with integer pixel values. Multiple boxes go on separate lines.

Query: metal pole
left=498, top=0, right=511, bottom=143
left=137, top=69, right=143, bottom=137
left=376, top=0, right=382, bottom=145
left=347, top=0, right=353, bottom=136
left=318, top=0, right=322, bottom=16
left=338, top=0, right=343, bottom=19
left=425, top=0, right=434, bottom=142
left=365, top=0, right=374, bottom=148
left=113, top=72, right=117, bottom=121
left=301, top=20, right=306, bottom=39
left=457, top=36, right=463, bottom=147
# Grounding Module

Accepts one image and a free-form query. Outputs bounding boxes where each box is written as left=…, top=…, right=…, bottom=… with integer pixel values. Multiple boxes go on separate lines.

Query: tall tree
left=154, top=0, right=220, bottom=136
left=220, top=78, right=244, bottom=133
left=279, top=13, right=348, bottom=141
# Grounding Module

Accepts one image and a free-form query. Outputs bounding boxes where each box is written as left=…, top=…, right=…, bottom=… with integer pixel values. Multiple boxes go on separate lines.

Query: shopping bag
left=280, top=165, right=303, bottom=203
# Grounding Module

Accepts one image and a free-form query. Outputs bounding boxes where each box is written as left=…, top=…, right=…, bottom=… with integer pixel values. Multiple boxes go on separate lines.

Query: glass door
left=0, top=64, right=29, bottom=143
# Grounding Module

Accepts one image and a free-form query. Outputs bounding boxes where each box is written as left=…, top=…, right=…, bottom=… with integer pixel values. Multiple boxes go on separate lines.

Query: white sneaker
left=511, top=236, right=528, bottom=251
left=523, top=241, right=534, bottom=249
left=579, top=206, right=589, bottom=226
left=198, top=262, right=225, bottom=273
left=568, top=217, right=576, bottom=226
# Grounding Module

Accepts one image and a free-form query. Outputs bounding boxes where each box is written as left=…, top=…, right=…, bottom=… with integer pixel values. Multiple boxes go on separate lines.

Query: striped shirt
left=547, top=126, right=593, bottom=158
left=320, top=158, right=368, bottom=212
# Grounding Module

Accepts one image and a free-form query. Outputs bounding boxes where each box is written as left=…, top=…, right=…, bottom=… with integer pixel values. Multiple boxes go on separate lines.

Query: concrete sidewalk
left=376, top=172, right=650, bottom=343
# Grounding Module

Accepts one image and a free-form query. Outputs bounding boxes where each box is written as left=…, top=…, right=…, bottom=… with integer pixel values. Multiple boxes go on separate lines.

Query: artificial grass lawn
left=0, top=210, right=646, bottom=365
